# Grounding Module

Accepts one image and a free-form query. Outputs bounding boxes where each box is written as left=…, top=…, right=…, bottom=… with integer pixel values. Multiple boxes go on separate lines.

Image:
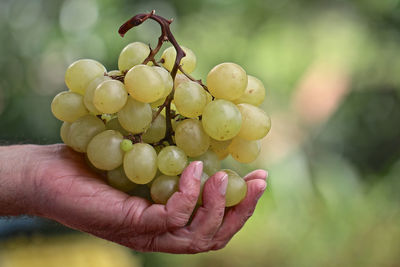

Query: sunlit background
left=1, top=0, right=400, bottom=266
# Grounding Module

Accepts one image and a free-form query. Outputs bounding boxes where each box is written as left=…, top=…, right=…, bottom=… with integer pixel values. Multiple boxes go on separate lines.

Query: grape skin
left=153, top=66, right=173, bottom=99
left=175, top=119, right=210, bottom=157
left=60, top=122, right=72, bottom=145
left=228, top=137, right=261, bottom=163
left=233, top=75, right=266, bottom=106
left=161, top=46, right=196, bottom=74
left=117, top=98, right=152, bottom=134
left=174, top=81, right=207, bottom=118
left=237, top=103, right=271, bottom=141
left=93, top=80, right=128, bottom=114
left=107, top=166, right=137, bottom=192
left=222, top=169, right=247, bottom=207
left=51, top=91, right=88, bottom=122
left=106, top=117, right=129, bottom=136
left=157, top=146, right=188, bottom=176
left=209, top=138, right=231, bottom=160
left=84, top=76, right=111, bottom=115
left=150, top=175, right=180, bottom=204
left=68, top=115, right=105, bottom=153
left=123, top=143, right=158, bottom=184
left=118, top=42, right=150, bottom=72
left=142, top=113, right=166, bottom=143
left=193, top=150, right=221, bottom=176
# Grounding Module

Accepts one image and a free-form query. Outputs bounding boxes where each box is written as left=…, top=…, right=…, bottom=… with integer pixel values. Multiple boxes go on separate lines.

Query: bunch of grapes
left=51, top=11, right=271, bottom=207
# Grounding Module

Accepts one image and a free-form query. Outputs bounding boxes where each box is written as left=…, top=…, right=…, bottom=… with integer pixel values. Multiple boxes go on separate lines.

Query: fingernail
left=219, top=174, right=228, bottom=195
left=193, top=161, right=203, bottom=180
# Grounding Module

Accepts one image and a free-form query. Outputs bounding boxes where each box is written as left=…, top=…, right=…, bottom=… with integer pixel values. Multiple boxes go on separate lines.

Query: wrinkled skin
left=0, top=144, right=267, bottom=254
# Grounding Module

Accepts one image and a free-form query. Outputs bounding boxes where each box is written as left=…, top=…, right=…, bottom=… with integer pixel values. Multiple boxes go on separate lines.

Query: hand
left=1, top=144, right=267, bottom=254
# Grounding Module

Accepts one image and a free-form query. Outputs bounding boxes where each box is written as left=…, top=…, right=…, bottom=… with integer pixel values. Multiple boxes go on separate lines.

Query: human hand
left=1, top=144, right=267, bottom=253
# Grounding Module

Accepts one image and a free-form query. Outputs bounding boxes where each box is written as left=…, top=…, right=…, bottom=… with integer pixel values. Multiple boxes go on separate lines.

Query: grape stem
left=177, top=66, right=210, bottom=93
left=119, top=10, right=187, bottom=144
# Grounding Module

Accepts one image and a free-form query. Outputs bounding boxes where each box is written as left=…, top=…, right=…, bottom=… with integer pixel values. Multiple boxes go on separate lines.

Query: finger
left=137, top=161, right=203, bottom=232
left=243, top=169, right=268, bottom=182
left=187, top=172, right=228, bottom=243
left=211, top=179, right=266, bottom=250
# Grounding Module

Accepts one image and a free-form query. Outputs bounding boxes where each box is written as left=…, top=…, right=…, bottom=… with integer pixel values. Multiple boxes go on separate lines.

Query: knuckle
left=168, top=211, right=190, bottom=228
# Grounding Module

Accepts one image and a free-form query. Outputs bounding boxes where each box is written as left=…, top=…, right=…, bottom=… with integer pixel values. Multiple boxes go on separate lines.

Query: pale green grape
left=228, top=137, right=261, bottom=163
left=123, top=143, right=158, bottom=184
left=157, top=146, right=188, bottom=176
left=161, top=46, right=196, bottom=74
left=107, top=166, right=137, bottom=192
left=108, top=70, right=123, bottom=76
left=223, top=169, right=247, bottom=207
left=174, top=81, right=207, bottom=118
left=68, top=115, right=105, bottom=153
left=150, top=97, right=166, bottom=108
left=207, top=62, right=247, bottom=100
left=60, top=122, right=71, bottom=145
left=87, top=130, right=124, bottom=170
left=197, top=172, right=210, bottom=205
left=237, top=103, right=271, bottom=140
left=174, top=73, right=190, bottom=89
left=84, top=154, right=105, bottom=175
left=209, top=138, right=231, bottom=160
left=150, top=175, right=180, bottom=204
left=233, top=75, right=265, bottom=106
left=106, top=117, right=129, bottom=136
left=93, top=80, right=128, bottom=114
left=175, top=119, right=210, bottom=157
left=65, top=59, right=106, bottom=95
left=120, top=139, right=133, bottom=152
left=51, top=91, right=88, bottom=122
left=84, top=76, right=111, bottom=115
left=124, top=65, right=165, bottom=103
left=117, top=98, right=152, bottom=134
left=118, top=42, right=150, bottom=71
left=193, top=150, right=220, bottom=176
left=142, top=113, right=166, bottom=143
left=202, top=99, right=242, bottom=141
left=153, top=66, right=173, bottom=98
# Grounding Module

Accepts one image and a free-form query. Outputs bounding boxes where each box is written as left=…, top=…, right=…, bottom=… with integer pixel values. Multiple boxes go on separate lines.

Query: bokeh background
left=1, top=0, right=400, bottom=266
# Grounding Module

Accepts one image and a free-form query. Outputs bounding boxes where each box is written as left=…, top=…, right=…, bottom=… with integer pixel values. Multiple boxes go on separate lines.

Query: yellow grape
left=153, top=66, right=173, bottom=98
left=193, top=150, right=220, bottom=176
left=93, top=80, right=128, bottom=114
left=84, top=76, right=111, bottom=115
left=161, top=46, right=196, bottom=74
left=118, top=42, right=150, bottom=71
left=68, top=115, right=105, bottom=153
left=174, top=81, right=207, bottom=118
left=150, top=175, right=180, bottom=204
left=60, top=121, right=71, bottom=145
left=107, top=166, right=137, bottom=192
left=123, top=143, right=158, bottom=184
left=237, top=103, right=271, bottom=140
left=142, top=113, right=166, bottom=143
left=233, top=75, right=266, bottom=106
left=174, top=73, right=191, bottom=89
left=175, top=119, right=210, bottom=157
left=228, top=137, right=261, bottom=163
left=209, top=138, right=231, bottom=160
left=117, top=98, right=152, bottom=134
left=223, top=169, right=247, bottom=207
left=51, top=91, right=88, bottom=122
left=157, top=146, right=188, bottom=176
left=107, top=70, right=123, bottom=76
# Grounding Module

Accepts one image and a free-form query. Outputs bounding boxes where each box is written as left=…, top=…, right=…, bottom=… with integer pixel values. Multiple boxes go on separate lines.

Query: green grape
left=123, top=143, right=157, bottom=184
left=209, top=138, right=231, bottom=160
left=84, top=76, right=112, bottom=115
left=117, top=98, right=152, bottom=134
left=150, top=175, right=180, bottom=204
left=153, top=66, right=173, bottom=99
left=65, top=59, right=106, bottom=95
left=51, top=91, right=88, bottom=122
left=68, top=115, right=105, bottom=153
left=142, top=113, right=166, bottom=143
left=197, top=172, right=210, bottom=205
left=175, top=119, right=210, bottom=157
left=193, top=150, right=220, bottom=176
left=161, top=46, right=196, bottom=74
left=233, top=75, right=266, bottom=106
left=107, top=166, right=137, bottom=192
left=60, top=121, right=71, bottom=145
left=202, top=99, right=242, bottom=141
left=206, top=62, right=247, bottom=100
left=124, top=64, right=165, bottom=103
left=157, top=146, right=188, bottom=176
left=174, top=73, right=190, bottom=89
left=120, top=139, right=133, bottom=152
left=93, top=80, right=128, bottom=114
left=118, top=42, right=150, bottom=71
left=174, top=81, right=207, bottom=118
left=108, top=70, right=123, bottom=76
left=105, top=117, right=129, bottom=136
left=87, top=130, right=124, bottom=170
left=222, top=169, right=247, bottom=207
left=228, top=137, right=261, bottom=163
left=150, top=97, right=166, bottom=108
left=237, top=103, right=271, bottom=140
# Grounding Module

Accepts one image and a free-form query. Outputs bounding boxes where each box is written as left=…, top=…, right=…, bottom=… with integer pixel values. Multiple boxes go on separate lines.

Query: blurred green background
left=1, top=0, right=400, bottom=266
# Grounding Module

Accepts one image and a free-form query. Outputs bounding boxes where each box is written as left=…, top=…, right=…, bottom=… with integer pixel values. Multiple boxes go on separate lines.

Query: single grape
left=105, top=117, right=129, bottom=136
left=222, top=169, right=247, bottom=207
left=120, top=139, right=133, bottom=152
left=150, top=97, right=166, bottom=108
left=174, top=73, right=191, bottom=89
left=93, top=80, right=128, bottom=114
left=142, top=113, right=166, bottom=143
left=161, top=46, right=196, bottom=74
left=107, top=70, right=123, bottom=76
left=117, top=98, right=152, bottom=134
left=174, top=81, right=207, bottom=118
left=51, top=91, right=88, bottom=122
left=157, top=146, right=188, bottom=176
left=175, top=119, right=210, bottom=157
left=124, top=143, right=157, bottom=184
left=192, top=150, right=220, bottom=176
left=150, top=175, right=180, bottom=204
left=206, top=62, right=247, bottom=100
left=65, top=59, right=106, bottom=95
left=202, top=99, right=242, bottom=141
left=84, top=76, right=112, bottom=115
left=228, top=137, right=261, bottom=163
left=107, top=166, right=137, bottom=192
left=233, top=75, right=266, bottom=106
left=118, top=42, right=150, bottom=71
left=237, top=103, right=271, bottom=140
left=209, top=138, right=231, bottom=160
left=87, top=130, right=124, bottom=170
left=68, top=115, right=105, bottom=153
left=60, top=122, right=71, bottom=145
left=124, top=64, right=165, bottom=103
left=153, top=66, right=173, bottom=99
left=197, top=172, right=210, bottom=205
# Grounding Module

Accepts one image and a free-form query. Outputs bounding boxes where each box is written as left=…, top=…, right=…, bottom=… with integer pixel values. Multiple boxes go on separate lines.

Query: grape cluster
left=51, top=14, right=271, bottom=207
